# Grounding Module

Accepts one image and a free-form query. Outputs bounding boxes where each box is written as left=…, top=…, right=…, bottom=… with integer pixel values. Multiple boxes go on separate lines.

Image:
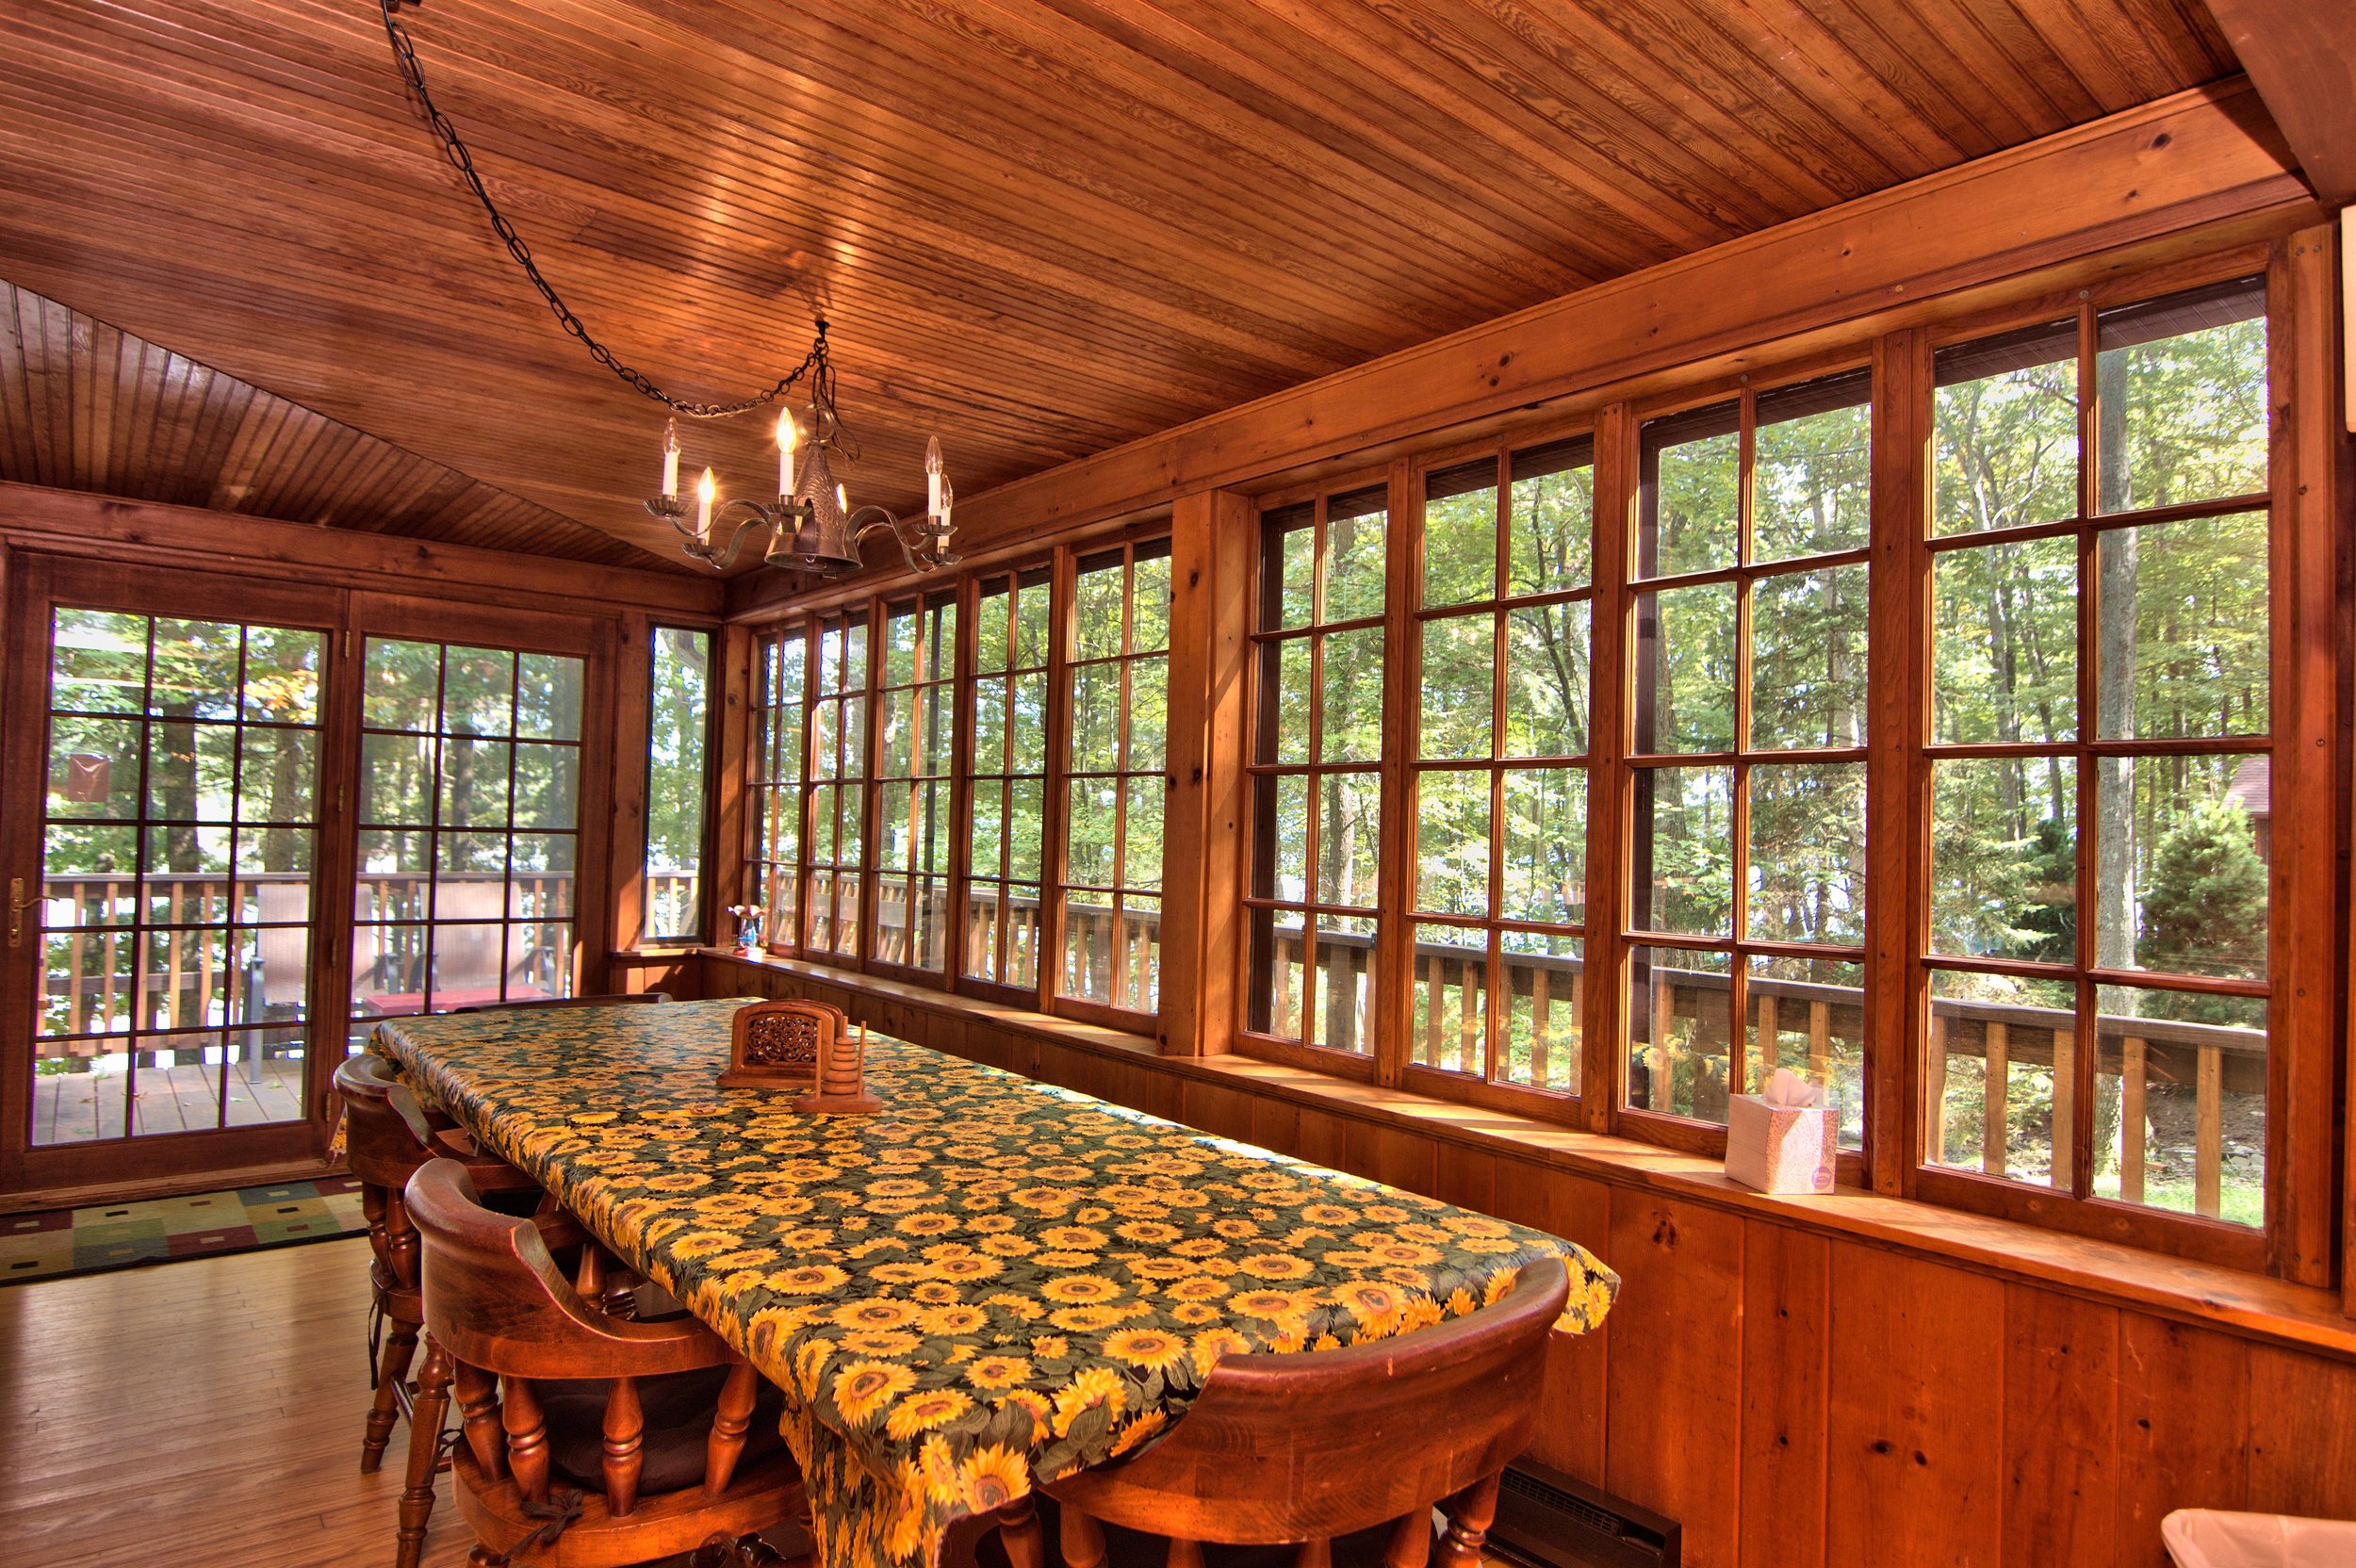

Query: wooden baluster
left=2052, top=1027, right=2075, bottom=1193
left=1570, top=972, right=1583, bottom=1056
left=1058, top=1504, right=1109, bottom=1568
left=1650, top=969, right=1674, bottom=1110
left=1926, top=1012, right=1950, bottom=1163
left=453, top=1363, right=508, bottom=1479
left=103, top=923, right=120, bottom=1031
left=67, top=925, right=84, bottom=1032
left=1423, top=955, right=1442, bottom=1066
left=196, top=926, right=214, bottom=1034
left=396, top=1339, right=455, bottom=1568
left=1755, top=991, right=1778, bottom=1086
left=1808, top=1000, right=1831, bottom=1081
left=705, top=1360, right=759, bottom=1496
left=1983, top=1021, right=2008, bottom=1176
left=1530, top=964, right=1549, bottom=1084
left=602, top=1375, right=645, bottom=1516
left=1457, top=957, right=1480, bottom=1075
left=2119, top=1036, right=2147, bottom=1205
left=503, top=1374, right=552, bottom=1505
left=1273, top=934, right=1293, bottom=1037
left=166, top=883, right=185, bottom=1029
left=2196, top=1042, right=2222, bottom=1217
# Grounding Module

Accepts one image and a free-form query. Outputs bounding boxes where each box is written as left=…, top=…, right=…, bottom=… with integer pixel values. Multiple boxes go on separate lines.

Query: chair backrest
left=1045, top=1252, right=1570, bottom=1546
left=335, top=1052, right=440, bottom=1193
left=405, top=1159, right=722, bottom=1383
left=450, top=991, right=671, bottom=1014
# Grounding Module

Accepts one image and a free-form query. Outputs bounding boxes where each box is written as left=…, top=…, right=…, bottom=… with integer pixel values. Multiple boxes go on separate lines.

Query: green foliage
left=2140, top=797, right=2267, bottom=1021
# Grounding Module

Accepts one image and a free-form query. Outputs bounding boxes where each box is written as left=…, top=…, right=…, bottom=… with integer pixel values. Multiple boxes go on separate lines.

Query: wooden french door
left=0, top=569, right=614, bottom=1200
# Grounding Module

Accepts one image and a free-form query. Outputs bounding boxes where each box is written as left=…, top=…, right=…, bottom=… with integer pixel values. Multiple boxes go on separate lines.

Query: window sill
left=681, top=946, right=2356, bottom=1362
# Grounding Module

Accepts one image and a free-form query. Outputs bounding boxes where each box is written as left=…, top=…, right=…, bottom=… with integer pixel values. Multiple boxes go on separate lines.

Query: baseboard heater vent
left=1484, top=1459, right=1680, bottom=1568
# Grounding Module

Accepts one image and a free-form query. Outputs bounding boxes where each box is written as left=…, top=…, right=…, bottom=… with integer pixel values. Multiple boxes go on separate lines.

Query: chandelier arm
left=377, top=0, right=818, bottom=419
left=850, top=507, right=939, bottom=573
left=687, top=503, right=784, bottom=572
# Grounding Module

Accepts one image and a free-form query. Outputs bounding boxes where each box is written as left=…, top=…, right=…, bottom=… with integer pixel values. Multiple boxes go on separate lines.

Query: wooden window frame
left=1395, top=435, right=1601, bottom=1118
left=1618, top=367, right=1875, bottom=1167
left=866, top=590, right=960, bottom=982
left=1051, top=539, right=1170, bottom=1033
left=957, top=562, right=1055, bottom=1005
left=1235, top=477, right=1394, bottom=1082
left=1219, top=241, right=2331, bottom=1282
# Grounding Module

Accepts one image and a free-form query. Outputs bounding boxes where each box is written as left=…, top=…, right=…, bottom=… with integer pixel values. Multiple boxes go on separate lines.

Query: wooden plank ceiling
left=0, top=281, right=671, bottom=567
left=0, top=0, right=2240, bottom=567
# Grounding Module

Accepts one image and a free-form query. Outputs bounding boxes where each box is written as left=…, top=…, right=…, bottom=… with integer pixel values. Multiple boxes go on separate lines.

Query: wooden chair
left=996, top=1253, right=1570, bottom=1568
left=339, top=1052, right=550, bottom=1476
left=399, top=1159, right=809, bottom=1568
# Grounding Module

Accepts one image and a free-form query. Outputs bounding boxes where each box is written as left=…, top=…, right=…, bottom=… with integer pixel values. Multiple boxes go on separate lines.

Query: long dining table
left=376, top=998, right=1618, bottom=1568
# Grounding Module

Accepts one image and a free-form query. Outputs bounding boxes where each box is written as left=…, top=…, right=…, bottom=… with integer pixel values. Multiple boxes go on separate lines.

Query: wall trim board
left=0, top=481, right=724, bottom=620
left=685, top=947, right=2356, bottom=1366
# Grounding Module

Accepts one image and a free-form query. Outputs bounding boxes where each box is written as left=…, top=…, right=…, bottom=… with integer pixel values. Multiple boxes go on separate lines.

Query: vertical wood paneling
left=2116, top=1315, right=2249, bottom=1564
left=1825, top=1244, right=2004, bottom=1567
left=1489, top=1158, right=1613, bottom=1489
left=2003, top=1285, right=2119, bottom=1567
left=2249, top=1343, right=2356, bottom=1520
left=1606, top=1194, right=1745, bottom=1566
left=1739, top=1223, right=1829, bottom=1568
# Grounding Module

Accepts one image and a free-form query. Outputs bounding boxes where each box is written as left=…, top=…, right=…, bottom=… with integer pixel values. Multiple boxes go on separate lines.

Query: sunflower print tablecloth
left=376, top=999, right=1617, bottom=1568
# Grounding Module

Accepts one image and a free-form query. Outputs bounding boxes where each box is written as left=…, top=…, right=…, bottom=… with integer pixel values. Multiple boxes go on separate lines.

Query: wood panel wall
left=693, top=951, right=2356, bottom=1567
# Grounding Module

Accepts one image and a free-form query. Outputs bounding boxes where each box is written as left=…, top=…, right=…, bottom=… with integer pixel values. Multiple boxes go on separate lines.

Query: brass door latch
left=8, top=877, right=32, bottom=949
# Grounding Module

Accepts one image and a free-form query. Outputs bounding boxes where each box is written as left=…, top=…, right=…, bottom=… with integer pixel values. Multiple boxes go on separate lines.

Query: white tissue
left=1761, top=1067, right=1818, bottom=1109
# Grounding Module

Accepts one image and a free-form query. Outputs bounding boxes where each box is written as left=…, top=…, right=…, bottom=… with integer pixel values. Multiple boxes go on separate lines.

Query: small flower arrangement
left=727, top=904, right=766, bottom=955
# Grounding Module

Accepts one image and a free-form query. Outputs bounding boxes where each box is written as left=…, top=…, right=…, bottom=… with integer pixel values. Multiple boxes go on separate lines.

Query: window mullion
left=1582, top=404, right=1638, bottom=1131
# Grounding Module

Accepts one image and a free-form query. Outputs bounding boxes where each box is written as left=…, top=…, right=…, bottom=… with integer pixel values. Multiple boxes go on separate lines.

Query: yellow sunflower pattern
left=377, top=1000, right=1617, bottom=1568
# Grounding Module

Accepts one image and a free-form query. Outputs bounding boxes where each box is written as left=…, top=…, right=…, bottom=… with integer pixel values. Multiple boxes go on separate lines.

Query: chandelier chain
left=378, top=0, right=815, bottom=419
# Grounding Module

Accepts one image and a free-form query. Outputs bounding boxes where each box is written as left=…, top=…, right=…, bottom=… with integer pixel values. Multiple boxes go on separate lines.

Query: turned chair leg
left=396, top=1338, right=454, bottom=1568
left=994, top=1496, right=1046, bottom=1568
left=362, top=1303, right=420, bottom=1473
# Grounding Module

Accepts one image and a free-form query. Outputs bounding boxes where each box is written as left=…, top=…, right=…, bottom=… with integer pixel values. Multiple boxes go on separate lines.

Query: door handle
left=8, top=877, right=32, bottom=949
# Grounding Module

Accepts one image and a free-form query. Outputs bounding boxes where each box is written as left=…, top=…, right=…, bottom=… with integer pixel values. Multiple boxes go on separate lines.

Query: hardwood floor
left=0, top=1237, right=477, bottom=1568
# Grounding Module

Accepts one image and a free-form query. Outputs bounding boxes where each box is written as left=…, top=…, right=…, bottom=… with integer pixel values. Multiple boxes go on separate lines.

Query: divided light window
left=354, top=640, right=584, bottom=1032
left=645, top=627, right=711, bottom=943
left=35, top=612, right=322, bottom=1142
left=1923, top=278, right=2272, bottom=1233
left=750, top=629, right=807, bottom=947
left=873, top=594, right=956, bottom=973
left=963, top=567, right=1052, bottom=991
left=1627, top=373, right=1872, bottom=1146
left=1411, top=438, right=1594, bottom=1095
left=1246, top=486, right=1386, bottom=1057
left=1058, top=544, right=1170, bottom=1016
left=804, top=615, right=869, bottom=960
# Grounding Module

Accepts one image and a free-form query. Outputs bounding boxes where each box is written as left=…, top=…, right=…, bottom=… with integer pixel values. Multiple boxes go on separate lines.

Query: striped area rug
left=0, top=1177, right=368, bottom=1284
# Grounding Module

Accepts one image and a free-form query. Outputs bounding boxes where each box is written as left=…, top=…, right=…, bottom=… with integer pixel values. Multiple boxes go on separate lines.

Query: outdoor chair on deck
left=984, top=1253, right=1570, bottom=1568
left=398, top=1159, right=809, bottom=1568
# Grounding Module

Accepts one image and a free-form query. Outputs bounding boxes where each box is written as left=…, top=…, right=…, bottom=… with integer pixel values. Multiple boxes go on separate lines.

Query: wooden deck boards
left=30, top=1058, right=306, bottom=1146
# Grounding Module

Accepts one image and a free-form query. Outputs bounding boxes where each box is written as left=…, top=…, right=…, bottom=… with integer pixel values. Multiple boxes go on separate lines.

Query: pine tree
left=2141, top=796, right=2267, bottom=1021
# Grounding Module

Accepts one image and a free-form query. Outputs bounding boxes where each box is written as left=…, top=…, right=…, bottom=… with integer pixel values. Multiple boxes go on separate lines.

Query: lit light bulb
left=777, top=408, right=797, bottom=497
left=660, top=418, right=680, bottom=499
left=938, top=476, right=955, bottom=536
left=695, top=468, right=715, bottom=540
left=924, top=434, right=944, bottom=518
left=836, top=482, right=849, bottom=514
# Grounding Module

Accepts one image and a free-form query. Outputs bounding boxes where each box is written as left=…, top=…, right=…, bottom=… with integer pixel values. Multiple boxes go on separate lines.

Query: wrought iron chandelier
left=378, top=0, right=956, bottom=579
left=645, top=321, right=957, bottom=579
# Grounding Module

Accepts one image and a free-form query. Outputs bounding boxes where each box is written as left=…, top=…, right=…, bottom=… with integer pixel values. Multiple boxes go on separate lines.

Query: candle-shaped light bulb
left=661, top=418, right=680, bottom=500
left=924, top=434, right=944, bottom=518
left=695, top=468, right=715, bottom=540
left=777, top=408, right=797, bottom=497
left=938, top=476, right=955, bottom=534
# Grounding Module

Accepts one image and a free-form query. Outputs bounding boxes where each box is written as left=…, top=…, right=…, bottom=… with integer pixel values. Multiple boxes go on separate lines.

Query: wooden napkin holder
left=716, top=996, right=879, bottom=1114
left=718, top=997, right=837, bottom=1091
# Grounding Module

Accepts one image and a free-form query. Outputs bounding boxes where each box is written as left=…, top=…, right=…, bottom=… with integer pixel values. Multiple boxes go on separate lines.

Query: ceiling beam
left=2205, top=0, right=2356, bottom=208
